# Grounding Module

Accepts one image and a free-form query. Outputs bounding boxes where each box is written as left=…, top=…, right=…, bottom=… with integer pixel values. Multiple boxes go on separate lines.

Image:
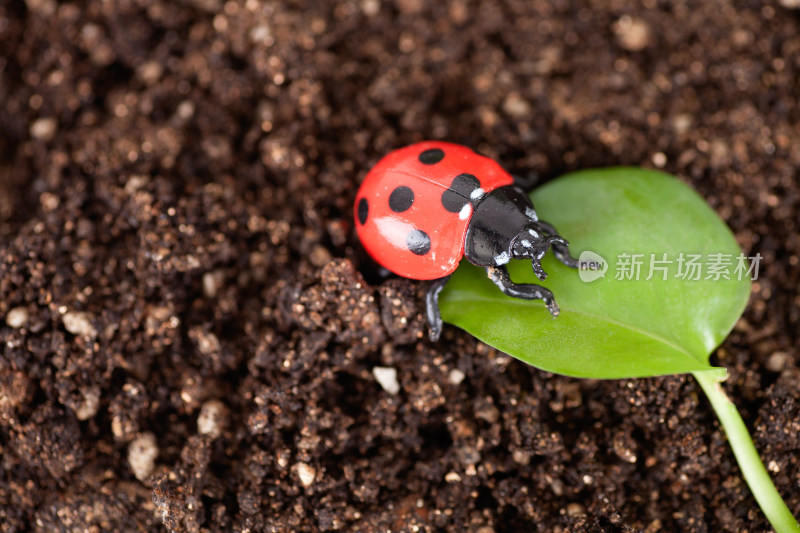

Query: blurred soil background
left=1, top=0, right=799, bottom=531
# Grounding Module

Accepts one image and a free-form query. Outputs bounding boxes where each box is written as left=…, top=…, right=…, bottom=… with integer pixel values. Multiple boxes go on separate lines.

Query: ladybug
left=354, top=141, right=579, bottom=341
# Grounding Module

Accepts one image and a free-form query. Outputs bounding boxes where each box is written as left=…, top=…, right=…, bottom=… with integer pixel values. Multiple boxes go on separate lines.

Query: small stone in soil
left=766, top=351, right=790, bottom=372
left=62, top=311, right=98, bottom=338
left=30, top=117, right=57, bottom=140
left=448, top=369, right=465, bottom=385
left=197, top=399, right=228, bottom=438
left=5, top=307, right=29, bottom=328
left=294, top=462, right=316, bottom=488
left=613, top=16, right=651, bottom=51
left=128, top=432, right=159, bottom=482
left=74, top=386, right=100, bottom=420
left=373, top=366, right=400, bottom=394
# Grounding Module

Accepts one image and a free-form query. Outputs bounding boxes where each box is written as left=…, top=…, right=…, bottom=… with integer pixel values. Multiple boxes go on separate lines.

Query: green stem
left=693, top=370, right=799, bottom=532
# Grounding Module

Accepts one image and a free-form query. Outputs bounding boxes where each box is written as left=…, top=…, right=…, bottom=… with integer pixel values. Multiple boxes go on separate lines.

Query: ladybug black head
left=464, top=185, right=569, bottom=281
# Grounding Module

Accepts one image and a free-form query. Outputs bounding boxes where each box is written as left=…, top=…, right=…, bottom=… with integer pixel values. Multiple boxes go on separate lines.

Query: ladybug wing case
left=354, top=164, right=469, bottom=280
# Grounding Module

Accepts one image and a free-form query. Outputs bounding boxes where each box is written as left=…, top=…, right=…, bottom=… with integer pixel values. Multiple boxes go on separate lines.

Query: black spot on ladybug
left=419, top=148, right=444, bottom=165
left=407, top=229, right=431, bottom=255
left=389, top=186, right=414, bottom=212
left=441, top=173, right=481, bottom=213
left=357, top=198, right=369, bottom=224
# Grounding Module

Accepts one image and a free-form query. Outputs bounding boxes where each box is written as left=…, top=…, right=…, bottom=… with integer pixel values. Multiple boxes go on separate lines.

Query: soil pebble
left=129, top=432, right=159, bottom=482
left=373, top=365, right=401, bottom=394
left=4, top=306, right=28, bottom=328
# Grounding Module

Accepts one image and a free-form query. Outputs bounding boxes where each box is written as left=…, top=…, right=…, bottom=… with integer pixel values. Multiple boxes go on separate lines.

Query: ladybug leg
left=533, top=220, right=580, bottom=269
left=486, top=265, right=560, bottom=317
left=426, top=275, right=452, bottom=342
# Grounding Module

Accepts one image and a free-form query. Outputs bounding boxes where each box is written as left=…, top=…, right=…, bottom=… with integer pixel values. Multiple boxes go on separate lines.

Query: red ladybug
left=354, top=141, right=578, bottom=341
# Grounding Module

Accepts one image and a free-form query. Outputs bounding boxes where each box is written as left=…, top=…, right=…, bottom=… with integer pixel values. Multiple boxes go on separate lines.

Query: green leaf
left=440, top=168, right=751, bottom=379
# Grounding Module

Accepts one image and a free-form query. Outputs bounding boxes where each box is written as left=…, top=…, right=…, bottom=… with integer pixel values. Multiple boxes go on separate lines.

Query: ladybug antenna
left=511, top=224, right=569, bottom=281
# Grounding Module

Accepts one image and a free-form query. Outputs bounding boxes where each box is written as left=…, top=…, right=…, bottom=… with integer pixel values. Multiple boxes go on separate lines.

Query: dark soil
left=1, top=0, right=799, bottom=531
